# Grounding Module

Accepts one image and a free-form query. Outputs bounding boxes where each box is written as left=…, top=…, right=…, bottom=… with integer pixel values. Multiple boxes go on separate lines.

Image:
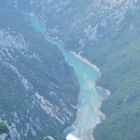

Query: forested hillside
left=0, top=4, right=79, bottom=140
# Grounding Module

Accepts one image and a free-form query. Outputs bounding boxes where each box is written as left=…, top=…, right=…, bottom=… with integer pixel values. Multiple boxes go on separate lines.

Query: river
left=30, top=15, right=107, bottom=140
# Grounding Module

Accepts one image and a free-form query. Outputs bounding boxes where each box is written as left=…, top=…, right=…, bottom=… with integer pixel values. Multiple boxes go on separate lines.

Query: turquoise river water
left=31, top=16, right=105, bottom=140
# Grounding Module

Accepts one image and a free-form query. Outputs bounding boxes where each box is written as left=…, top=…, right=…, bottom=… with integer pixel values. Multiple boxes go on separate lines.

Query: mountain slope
left=0, top=6, right=79, bottom=140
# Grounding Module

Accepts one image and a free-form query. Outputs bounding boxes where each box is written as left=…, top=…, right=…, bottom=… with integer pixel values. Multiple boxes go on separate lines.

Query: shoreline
left=69, top=51, right=111, bottom=140
left=70, top=51, right=101, bottom=76
left=96, top=86, right=111, bottom=101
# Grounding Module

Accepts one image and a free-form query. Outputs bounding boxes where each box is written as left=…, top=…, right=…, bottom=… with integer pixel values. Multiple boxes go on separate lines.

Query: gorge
left=30, top=15, right=109, bottom=140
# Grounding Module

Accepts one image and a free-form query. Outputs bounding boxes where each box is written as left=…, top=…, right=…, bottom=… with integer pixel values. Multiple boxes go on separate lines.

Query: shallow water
left=30, top=16, right=104, bottom=140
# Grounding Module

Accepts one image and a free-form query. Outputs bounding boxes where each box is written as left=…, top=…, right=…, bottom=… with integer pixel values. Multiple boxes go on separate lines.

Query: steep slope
left=93, top=9, right=140, bottom=140
left=0, top=6, right=79, bottom=140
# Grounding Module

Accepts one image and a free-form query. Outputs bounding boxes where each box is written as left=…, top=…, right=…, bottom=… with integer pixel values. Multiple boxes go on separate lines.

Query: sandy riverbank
left=70, top=52, right=101, bottom=76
